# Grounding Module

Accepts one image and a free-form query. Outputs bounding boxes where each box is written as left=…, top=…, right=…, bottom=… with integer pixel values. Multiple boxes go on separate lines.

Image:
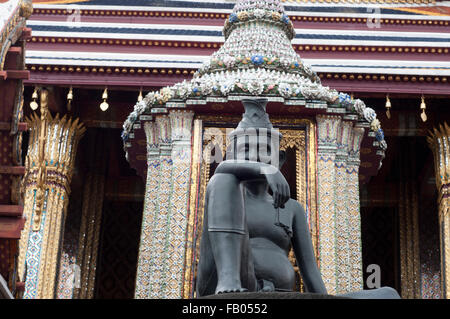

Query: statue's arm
left=291, top=202, right=328, bottom=294
left=215, top=159, right=269, bottom=180
left=215, top=160, right=289, bottom=208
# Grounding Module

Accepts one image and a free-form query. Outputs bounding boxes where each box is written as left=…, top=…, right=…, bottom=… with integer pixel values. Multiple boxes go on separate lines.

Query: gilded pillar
left=18, top=90, right=85, bottom=299
left=316, top=115, right=341, bottom=294
left=427, top=123, right=450, bottom=299
left=346, top=125, right=365, bottom=291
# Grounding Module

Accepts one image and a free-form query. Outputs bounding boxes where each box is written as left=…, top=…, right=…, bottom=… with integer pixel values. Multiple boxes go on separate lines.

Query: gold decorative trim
left=182, top=119, right=203, bottom=299
left=427, top=123, right=450, bottom=299
left=30, top=6, right=447, bottom=27
left=26, top=63, right=449, bottom=86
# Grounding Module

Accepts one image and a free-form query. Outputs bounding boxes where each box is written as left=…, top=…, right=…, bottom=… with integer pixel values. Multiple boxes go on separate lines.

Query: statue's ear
left=279, top=150, right=286, bottom=168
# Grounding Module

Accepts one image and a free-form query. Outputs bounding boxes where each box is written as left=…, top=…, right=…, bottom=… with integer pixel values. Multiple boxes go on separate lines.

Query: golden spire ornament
left=100, top=87, right=109, bottom=111
left=385, top=94, right=391, bottom=119
left=420, top=94, right=427, bottom=122
left=32, top=88, right=49, bottom=231
left=30, top=87, right=39, bottom=110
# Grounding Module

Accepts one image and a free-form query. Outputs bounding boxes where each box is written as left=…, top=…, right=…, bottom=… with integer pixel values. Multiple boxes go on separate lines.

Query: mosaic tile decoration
left=347, top=126, right=365, bottom=292
left=334, top=121, right=351, bottom=293
left=346, top=165, right=364, bottom=291
left=162, top=111, right=193, bottom=298
left=135, top=112, right=195, bottom=299
left=135, top=122, right=160, bottom=299
left=315, top=116, right=365, bottom=294
left=23, top=191, right=47, bottom=299
left=147, top=117, right=173, bottom=299
left=316, top=115, right=341, bottom=295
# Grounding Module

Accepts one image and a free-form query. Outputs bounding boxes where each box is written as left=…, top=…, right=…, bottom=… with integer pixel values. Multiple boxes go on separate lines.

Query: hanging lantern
left=30, top=87, right=39, bottom=110
left=67, top=86, right=73, bottom=111
left=420, top=94, right=427, bottom=122
left=100, top=87, right=109, bottom=111
left=385, top=94, right=391, bottom=119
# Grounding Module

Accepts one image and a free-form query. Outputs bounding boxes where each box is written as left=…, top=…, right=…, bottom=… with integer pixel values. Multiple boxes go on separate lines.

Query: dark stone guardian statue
left=196, top=99, right=327, bottom=296
left=196, top=98, right=400, bottom=299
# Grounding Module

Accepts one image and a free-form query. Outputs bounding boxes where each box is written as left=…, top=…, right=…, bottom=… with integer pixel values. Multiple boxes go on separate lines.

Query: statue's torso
left=244, top=191, right=296, bottom=290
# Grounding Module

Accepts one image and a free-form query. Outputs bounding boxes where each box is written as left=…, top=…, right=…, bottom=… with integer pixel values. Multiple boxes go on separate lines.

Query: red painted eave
left=0, top=217, right=25, bottom=240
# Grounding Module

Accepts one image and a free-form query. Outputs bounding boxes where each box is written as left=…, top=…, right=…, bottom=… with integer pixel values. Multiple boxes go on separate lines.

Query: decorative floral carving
left=278, top=82, right=292, bottom=98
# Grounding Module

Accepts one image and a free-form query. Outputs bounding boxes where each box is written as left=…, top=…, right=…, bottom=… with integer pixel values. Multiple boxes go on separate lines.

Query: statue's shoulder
left=285, top=198, right=306, bottom=216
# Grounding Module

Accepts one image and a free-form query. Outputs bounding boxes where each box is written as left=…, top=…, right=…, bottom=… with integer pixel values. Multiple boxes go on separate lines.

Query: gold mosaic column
left=135, top=121, right=160, bottom=299
left=135, top=112, right=194, bottom=299
left=427, top=123, right=450, bottom=299
left=163, top=110, right=194, bottom=298
left=182, top=119, right=204, bottom=298
left=334, top=121, right=353, bottom=294
left=148, top=115, right=172, bottom=298
left=316, top=115, right=341, bottom=294
left=18, top=91, right=85, bottom=299
left=347, top=125, right=365, bottom=292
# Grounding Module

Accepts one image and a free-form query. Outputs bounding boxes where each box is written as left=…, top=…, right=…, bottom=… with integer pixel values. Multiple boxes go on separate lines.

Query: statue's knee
left=207, top=173, right=240, bottom=194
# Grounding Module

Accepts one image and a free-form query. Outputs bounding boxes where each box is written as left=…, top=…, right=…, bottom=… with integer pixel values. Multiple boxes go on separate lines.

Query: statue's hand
left=262, top=165, right=290, bottom=208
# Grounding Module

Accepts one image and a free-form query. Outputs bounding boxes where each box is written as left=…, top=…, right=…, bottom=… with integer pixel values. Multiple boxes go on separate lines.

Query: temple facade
left=0, top=0, right=449, bottom=299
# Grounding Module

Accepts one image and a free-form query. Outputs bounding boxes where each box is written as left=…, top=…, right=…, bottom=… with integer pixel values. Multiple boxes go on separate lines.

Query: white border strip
left=26, top=20, right=450, bottom=39
left=29, top=31, right=450, bottom=47
left=29, top=30, right=225, bottom=42
left=25, top=50, right=450, bottom=76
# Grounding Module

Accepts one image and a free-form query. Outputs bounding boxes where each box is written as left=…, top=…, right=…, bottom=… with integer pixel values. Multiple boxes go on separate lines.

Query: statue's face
left=230, top=129, right=280, bottom=168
